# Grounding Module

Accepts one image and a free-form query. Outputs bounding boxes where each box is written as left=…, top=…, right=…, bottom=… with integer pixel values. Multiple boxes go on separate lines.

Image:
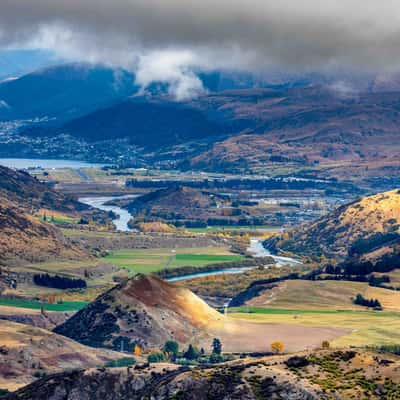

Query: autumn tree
left=321, top=341, right=330, bottom=350
left=134, top=344, right=142, bottom=357
left=271, top=341, right=284, bottom=354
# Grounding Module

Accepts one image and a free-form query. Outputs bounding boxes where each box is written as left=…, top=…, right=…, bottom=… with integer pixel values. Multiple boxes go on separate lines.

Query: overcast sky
left=1, top=0, right=400, bottom=98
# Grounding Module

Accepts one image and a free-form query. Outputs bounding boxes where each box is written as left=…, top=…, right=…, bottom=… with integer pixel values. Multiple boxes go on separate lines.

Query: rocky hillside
left=0, top=198, right=87, bottom=264
left=0, top=166, right=87, bottom=213
left=0, top=320, right=124, bottom=392
left=265, top=189, right=400, bottom=262
left=6, top=349, right=400, bottom=399
left=54, top=274, right=222, bottom=351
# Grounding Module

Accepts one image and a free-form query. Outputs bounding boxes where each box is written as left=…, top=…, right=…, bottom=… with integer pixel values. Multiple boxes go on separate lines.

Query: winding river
left=247, top=239, right=301, bottom=266
left=79, top=195, right=138, bottom=232
left=79, top=195, right=300, bottom=280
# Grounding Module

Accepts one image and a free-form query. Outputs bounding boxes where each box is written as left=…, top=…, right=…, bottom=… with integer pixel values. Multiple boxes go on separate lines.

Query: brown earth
left=265, top=188, right=400, bottom=259
left=54, top=274, right=346, bottom=354
left=0, top=320, right=125, bottom=392
left=0, top=198, right=89, bottom=264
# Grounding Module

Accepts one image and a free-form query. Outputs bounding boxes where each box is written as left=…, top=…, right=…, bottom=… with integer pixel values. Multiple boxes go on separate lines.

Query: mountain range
left=0, top=63, right=399, bottom=187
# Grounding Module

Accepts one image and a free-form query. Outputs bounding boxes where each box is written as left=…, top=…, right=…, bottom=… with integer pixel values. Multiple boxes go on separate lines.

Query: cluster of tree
left=33, top=273, right=87, bottom=289
left=147, top=338, right=223, bottom=364
left=353, top=294, right=382, bottom=310
left=155, top=217, right=269, bottom=228
left=324, top=266, right=391, bottom=287
left=348, top=233, right=400, bottom=257
left=342, top=251, right=400, bottom=275
left=156, top=260, right=260, bottom=280
left=104, top=357, right=136, bottom=368
left=373, top=344, right=400, bottom=355
left=126, top=177, right=340, bottom=192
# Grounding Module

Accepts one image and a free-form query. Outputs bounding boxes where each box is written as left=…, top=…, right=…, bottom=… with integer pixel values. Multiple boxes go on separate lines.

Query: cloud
left=1, top=0, right=400, bottom=98
left=136, top=50, right=205, bottom=100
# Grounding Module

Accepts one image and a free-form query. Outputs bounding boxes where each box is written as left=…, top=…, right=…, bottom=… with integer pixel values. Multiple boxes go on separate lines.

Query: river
left=78, top=194, right=300, bottom=279
left=247, top=239, right=301, bottom=266
left=79, top=195, right=137, bottom=232
left=166, top=267, right=254, bottom=282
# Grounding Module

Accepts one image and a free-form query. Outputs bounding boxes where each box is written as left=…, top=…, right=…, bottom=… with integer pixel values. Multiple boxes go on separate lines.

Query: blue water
left=166, top=267, right=253, bottom=282
left=0, top=158, right=105, bottom=169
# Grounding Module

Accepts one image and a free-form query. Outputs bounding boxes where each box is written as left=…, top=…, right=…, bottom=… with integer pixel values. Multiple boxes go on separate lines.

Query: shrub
left=105, top=357, right=136, bottom=368
left=147, top=352, right=165, bottom=363
left=322, top=341, right=330, bottom=349
left=353, top=294, right=382, bottom=309
left=184, top=344, right=200, bottom=360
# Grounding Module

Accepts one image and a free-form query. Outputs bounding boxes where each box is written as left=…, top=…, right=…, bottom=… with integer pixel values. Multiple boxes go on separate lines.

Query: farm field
left=103, top=247, right=245, bottom=273
left=183, top=225, right=280, bottom=233
left=0, top=298, right=88, bottom=312
left=242, top=279, right=400, bottom=312
left=228, top=308, right=400, bottom=347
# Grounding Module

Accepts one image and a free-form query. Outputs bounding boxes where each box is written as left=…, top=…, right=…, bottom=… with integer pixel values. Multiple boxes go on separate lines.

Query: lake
left=0, top=158, right=105, bottom=169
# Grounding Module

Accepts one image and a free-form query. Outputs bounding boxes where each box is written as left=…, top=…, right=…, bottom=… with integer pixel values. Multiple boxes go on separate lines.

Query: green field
left=0, top=298, right=88, bottom=312
left=184, top=225, right=279, bottom=233
left=38, top=215, right=78, bottom=225
left=103, top=247, right=244, bottom=274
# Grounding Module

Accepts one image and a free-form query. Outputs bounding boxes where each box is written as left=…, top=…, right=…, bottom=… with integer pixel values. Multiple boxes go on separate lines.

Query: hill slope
left=7, top=349, right=400, bottom=399
left=0, top=320, right=124, bottom=392
left=0, top=166, right=86, bottom=213
left=0, top=198, right=87, bottom=264
left=265, top=189, right=400, bottom=261
left=0, top=166, right=94, bottom=263
left=0, top=63, right=137, bottom=122
left=54, top=274, right=222, bottom=351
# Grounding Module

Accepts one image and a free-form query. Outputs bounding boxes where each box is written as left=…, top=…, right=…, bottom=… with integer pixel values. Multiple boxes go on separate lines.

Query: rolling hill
left=0, top=166, right=97, bottom=263
left=53, top=274, right=345, bottom=354
left=0, top=197, right=87, bottom=264
left=0, top=166, right=87, bottom=213
left=265, top=189, right=400, bottom=262
left=53, top=274, right=222, bottom=351
left=0, top=320, right=124, bottom=392
left=0, top=63, right=137, bottom=122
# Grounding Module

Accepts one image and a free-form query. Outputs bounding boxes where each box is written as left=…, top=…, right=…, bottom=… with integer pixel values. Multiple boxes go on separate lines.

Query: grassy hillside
left=0, top=320, right=124, bottom=391
left=266, top=189, right=400, bottom=260
left=241, top=280, right=400, bottom=312
left=0, top=198, right=88, bottom=264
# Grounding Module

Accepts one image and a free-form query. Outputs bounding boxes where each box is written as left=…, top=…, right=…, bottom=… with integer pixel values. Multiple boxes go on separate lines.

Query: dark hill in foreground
left=7, top=349, right=400, bottom=399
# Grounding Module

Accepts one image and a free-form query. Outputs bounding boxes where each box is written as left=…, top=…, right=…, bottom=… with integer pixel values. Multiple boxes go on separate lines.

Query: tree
left=163, top=340, right=179, bottom=360
left=184, top=344, right=199, bottom=360
left=134, top=344, right=142, bottom=357
left=321, top=341, right=330, bottom=349
left=212, top=338, right=222, bottom=355
left=271, top=341, right=284, bottom=354
left=147, top=352, right=165, bottom=363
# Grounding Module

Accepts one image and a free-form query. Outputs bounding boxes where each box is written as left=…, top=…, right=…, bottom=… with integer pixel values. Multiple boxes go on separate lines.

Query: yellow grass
left=229, top=311, right=400, bottom=347
left=246, top=279, right=400, bottom=312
